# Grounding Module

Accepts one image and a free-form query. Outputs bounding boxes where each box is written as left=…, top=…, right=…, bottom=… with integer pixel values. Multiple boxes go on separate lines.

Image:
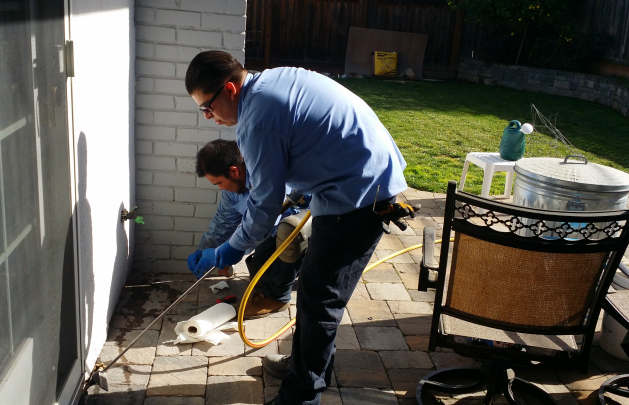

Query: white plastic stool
left=459, top=152, right=516, bottom=198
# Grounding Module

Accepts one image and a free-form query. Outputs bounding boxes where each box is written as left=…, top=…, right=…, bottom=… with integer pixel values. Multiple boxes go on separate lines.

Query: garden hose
left=237, top=211, right=454, bottom=348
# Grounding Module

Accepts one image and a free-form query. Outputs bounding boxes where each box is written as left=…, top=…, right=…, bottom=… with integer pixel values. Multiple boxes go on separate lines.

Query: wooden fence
left=581, top=0, right=629, bottom=64
left=245, top=0, right=461, bottom=72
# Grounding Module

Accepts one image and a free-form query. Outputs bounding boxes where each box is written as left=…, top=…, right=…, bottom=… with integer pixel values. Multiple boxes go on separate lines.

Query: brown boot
left=242, top=292, right=290, bottom=319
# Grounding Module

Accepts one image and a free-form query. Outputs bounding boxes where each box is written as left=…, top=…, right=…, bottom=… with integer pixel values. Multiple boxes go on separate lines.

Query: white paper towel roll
left=184, top=302, right=236, bottom=337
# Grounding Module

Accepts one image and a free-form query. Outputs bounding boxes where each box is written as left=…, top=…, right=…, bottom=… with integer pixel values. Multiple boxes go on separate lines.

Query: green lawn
left=339, top=78, right=629, bottom=195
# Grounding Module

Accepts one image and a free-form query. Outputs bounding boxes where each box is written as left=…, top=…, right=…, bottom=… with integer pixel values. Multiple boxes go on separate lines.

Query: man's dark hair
left=185, top=51, right=246, bottom=95
left=196, top=139, right=245, bottom=178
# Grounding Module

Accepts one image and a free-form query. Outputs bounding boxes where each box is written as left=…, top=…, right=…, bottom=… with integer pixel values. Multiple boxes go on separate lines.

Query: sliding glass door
left=0, top=0, right=80, bottom=403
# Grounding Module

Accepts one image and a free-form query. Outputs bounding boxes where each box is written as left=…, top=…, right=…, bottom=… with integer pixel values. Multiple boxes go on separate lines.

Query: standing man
left=185, top=51, right=407, bottom=405
left=189, top=139, right=306, bottom=318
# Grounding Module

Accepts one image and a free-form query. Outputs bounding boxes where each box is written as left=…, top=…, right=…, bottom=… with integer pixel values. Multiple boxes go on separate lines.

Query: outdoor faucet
left=121, top=206, right=144, bottom=224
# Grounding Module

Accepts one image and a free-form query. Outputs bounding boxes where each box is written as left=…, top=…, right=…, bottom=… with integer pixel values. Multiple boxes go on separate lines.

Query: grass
left=338, top=78, right=629, bottom=195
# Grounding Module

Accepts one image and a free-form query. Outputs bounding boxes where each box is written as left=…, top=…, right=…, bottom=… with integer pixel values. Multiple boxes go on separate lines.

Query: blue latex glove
left=193, top=248, right=216, bottom=279
left=187, top=250, right=203, bottom=272
left=215, top=241, right=245, bottom=269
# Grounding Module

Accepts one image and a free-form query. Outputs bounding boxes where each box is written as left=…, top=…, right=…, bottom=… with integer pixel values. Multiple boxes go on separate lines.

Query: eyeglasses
left=198, top=84, right=225, bottom=114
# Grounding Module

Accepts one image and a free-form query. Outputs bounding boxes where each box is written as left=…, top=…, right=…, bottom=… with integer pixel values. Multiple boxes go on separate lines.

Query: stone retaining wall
left=458, top=58, right=629, bottom=118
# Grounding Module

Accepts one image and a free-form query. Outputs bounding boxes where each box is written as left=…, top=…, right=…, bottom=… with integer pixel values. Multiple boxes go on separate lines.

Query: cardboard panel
left=345, top=27, right=428, bottom=79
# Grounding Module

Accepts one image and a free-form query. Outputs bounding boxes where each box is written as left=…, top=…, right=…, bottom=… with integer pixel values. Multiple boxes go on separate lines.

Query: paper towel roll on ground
left=184, top=302, right=236, bottom=337
left=165, top=302, right=239, bottom=345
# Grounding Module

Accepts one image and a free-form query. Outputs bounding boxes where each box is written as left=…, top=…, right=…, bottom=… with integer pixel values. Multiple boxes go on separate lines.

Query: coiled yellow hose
left=237, top=210, right=452, bottom=348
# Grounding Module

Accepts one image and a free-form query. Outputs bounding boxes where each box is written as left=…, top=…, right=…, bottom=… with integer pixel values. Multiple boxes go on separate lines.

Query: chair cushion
left=441, top=314, right=579, bottom=352
left=607, top=290, right=629, bottom=322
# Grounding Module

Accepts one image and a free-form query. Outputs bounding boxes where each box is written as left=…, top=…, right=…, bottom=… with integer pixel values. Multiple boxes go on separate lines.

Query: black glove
left=378, top=202, right=421, bottom=234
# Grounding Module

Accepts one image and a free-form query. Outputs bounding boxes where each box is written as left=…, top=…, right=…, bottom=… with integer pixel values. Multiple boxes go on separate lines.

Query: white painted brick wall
left=133, top=0, right=246, bottom=273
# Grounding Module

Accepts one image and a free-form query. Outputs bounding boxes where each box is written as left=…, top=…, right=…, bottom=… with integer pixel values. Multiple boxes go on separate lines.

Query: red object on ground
left=217, top=295, right=237, bottom=304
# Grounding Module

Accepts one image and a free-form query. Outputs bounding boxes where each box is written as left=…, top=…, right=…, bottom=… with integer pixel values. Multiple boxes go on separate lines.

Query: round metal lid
left=514, top=156, right=629, bottom=192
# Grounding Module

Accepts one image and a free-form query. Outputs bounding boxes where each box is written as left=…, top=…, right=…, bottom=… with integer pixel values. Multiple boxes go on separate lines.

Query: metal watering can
left=499, top=120, right=526, bottom=161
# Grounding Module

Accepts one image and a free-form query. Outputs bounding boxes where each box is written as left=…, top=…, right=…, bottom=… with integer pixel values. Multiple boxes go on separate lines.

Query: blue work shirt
left=197, top=177, right=294, bottom=253
left=230, top=67, right=407, bottom=252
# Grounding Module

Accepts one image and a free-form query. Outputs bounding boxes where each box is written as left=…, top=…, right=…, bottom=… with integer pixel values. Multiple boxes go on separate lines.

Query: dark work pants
left=274, top=198, right=393, bottom=405
left=246, top=235, right=303, bottom=303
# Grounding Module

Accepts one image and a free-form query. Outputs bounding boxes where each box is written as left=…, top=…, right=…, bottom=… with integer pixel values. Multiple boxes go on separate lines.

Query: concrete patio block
left=321, top=387, right=343, bottom=405
left=144, top=397, right=205, bottom=405
left=110, top=314, right=164, bottom=331
left=346, top=300, right=396, bottom=327
left=350, top=282, right=370, bottom=301
left=208, top=356, right=262, bottom=376
left=429, top=352, right=480, bottom=370
left=590, top=347, right=629, bottom=372
left=146, top=356, right=208, bottom=396
left=336, top=325, right=360, bottom=350
left=99, top=329, right=159, bottom=365
left=398, top=271, right=420, bottom=291
left=365, top=283, right=411, bottom=301
left=380, top=350, right=433, bottom=369
left=340, top=308, right=352, bottom=325
left=388, top=301, right=432, bottom=315
left=378, top=234, right=405, bottom=250
left=374, top=249, right=416, bottom=263
left=354, top=327, right=408, bottom=351
left=532, top=381, right=580, bottom=405
left=405, top=335, right=430, bottom=351
left=556, top=366, right=609, bottom=391
left=394, top=313, right=433, bottom=335
left=85, top=384, right=146, bottom=405
left=408, top=290, right=435, bottom=302
left=395, top=262, right=421, bottom=274
left=334, top=350, right=391, bottom=389
left=362, top=264, right=403, bottom=283
left=100, top=364, right=152, bottom=386
left=242, top=317, right=293, bottom=340
left=206, top=375, right=264, bottom=404
left=387, top=368, right=435, bottom=399
left=340, top=387, right=398, bottom=404
left=191, top=333, right=245, bottom=357
left=156, top=315, right=192, bottom=356
left=245, top=339, right=279, bottom=357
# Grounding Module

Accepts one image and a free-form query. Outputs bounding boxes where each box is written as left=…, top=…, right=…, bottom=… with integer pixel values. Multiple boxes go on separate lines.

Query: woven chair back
left=444, top=233, right=606, bottom=329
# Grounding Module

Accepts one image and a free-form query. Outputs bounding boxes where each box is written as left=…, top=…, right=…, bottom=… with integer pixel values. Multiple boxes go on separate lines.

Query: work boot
left=242, top=292, right=290, bottom=319
left=263, top=354, right=291, bottom=379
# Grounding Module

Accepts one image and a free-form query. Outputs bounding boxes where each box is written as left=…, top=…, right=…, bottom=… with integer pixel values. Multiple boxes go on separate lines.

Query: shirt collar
left=238, top=72, right=256, bottom=118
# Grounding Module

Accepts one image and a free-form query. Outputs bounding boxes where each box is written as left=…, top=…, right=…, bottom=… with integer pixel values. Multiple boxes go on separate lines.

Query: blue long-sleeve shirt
left=229, top=67, right=407, bottom=252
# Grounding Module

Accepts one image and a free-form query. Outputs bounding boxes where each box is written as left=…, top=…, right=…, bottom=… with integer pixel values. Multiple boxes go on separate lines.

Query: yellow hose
left=237, top=210, right=453, bottom=348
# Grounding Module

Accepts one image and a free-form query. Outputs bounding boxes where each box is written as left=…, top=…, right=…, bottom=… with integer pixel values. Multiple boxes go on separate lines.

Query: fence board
left=246, top=0, right=456, bottom=69
left=580, top=0, right=629, bottom=63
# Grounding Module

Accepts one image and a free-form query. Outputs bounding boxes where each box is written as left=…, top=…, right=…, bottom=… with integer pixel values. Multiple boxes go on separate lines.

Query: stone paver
left=354, top=326, right=408, bottom=351
left=205, top=375, right=263, bottom=404
left=379, top=350, right=434, bottom=369
left=144, top=397, right=205, bottom=405
left=365, top=282, right=412, bottom=301
left=335, top=350, right=391, bottom=389
left=346, top=300, right=396, bottom=327
left=146, top=356, right=208, bottom=397
left=86, top=188, right=626, bottom=405
left=208, top=356, right=262, bottom=376
left=98, top=329, right=159, bottom=365
left=340, top=387, right=399, bottom=404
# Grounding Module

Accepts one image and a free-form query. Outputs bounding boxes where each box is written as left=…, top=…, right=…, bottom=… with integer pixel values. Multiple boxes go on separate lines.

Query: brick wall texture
left=458, top=58, right=629, bottom=119
left=133, top=0, right=246, bottom=274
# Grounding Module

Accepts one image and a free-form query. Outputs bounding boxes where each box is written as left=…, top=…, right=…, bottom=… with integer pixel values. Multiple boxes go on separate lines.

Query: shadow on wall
left=77, top=132, right=95, bottom=373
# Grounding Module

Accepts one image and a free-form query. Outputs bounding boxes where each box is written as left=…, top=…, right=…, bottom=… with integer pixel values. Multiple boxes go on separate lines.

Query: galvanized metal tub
left=513, top=155, right=629, bottom=212
left=512, top=155, right=629, bottom=239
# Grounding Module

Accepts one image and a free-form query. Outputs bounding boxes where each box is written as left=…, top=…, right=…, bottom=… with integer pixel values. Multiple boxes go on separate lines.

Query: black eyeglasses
left=198, top=84, right=225, bottom=114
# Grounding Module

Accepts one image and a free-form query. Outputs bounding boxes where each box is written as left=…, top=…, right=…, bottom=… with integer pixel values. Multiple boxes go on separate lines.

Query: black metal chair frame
left=417, top=180, right=629, bottom=405
left=598, top=264, right=629, bottom=404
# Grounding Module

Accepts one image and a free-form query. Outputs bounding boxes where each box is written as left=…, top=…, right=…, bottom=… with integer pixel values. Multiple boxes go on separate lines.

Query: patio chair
left=416, top=180, right=629, bottom=405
